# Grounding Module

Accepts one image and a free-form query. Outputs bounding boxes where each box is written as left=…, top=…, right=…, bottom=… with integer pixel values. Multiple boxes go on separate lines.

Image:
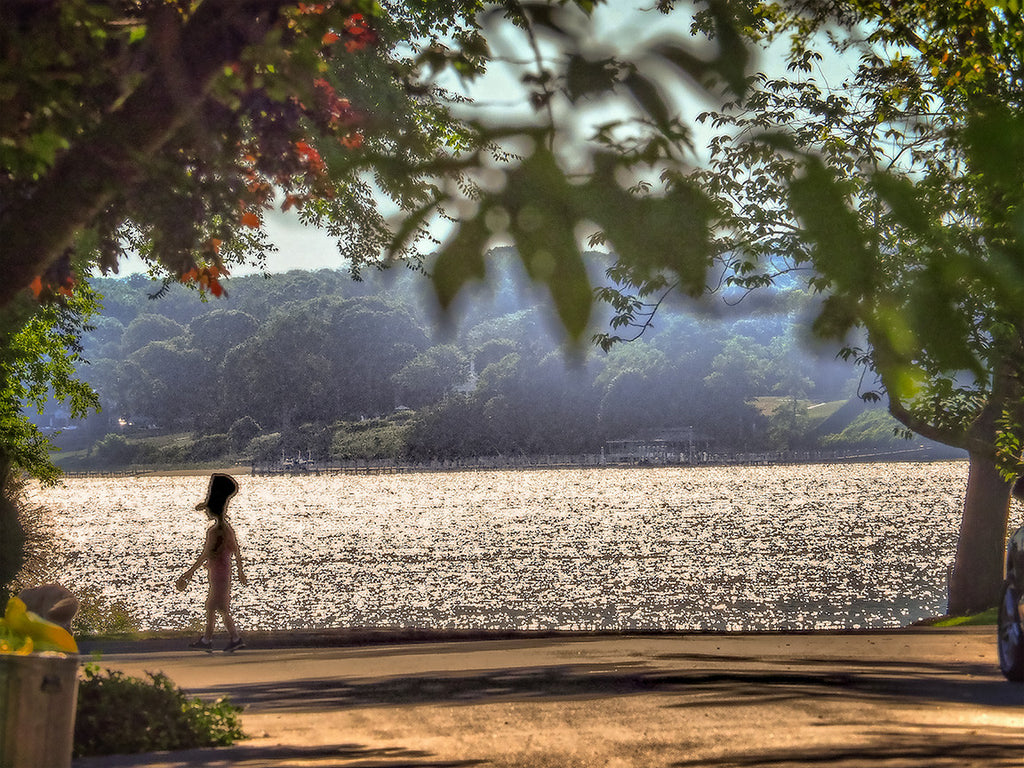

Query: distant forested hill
left=41, top=249, right=956, bottom=469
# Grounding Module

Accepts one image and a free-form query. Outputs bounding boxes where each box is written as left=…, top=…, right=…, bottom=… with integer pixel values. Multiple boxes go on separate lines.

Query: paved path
left=73, top=628, right=1022, bottom=767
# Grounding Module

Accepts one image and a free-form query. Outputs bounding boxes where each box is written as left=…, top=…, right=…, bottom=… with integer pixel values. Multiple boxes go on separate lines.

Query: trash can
left=0, top=653, right=79, bottom=768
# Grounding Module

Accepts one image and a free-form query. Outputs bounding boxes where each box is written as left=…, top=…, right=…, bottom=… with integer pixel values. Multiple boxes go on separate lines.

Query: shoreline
left=78, top=621, right=982, bottom=656
left=59, top=453, right=969, bottom=480
left=62, top=465, right=254, bottom=478
left=56, top=448, right=966, bottom=479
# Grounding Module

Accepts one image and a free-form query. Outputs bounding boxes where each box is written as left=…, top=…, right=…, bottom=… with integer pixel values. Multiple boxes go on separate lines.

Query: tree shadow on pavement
left=72, top=743, right=486, bottom=768
left=653, top=653, right=1020, bottom=708
left=165, top=659, right=1023, bottom=768
left=190, top=662, right=660, bottom=712
left=186, top=658, right=1021, bottom=713
left=668, top=724, right=1024, bottom=767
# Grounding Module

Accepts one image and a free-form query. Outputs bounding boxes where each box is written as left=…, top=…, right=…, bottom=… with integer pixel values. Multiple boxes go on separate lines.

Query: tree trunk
left=0, top=459, right=24, bottom=605
left=947, top=451, right=1011, bottom=615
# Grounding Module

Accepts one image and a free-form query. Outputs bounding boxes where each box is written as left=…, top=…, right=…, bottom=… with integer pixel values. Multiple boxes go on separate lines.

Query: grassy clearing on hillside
left=751, top=398, right=845, bottom=422
left=331, top=419, right=411, bottom=460
left=54, top=419, right=416, bottom=472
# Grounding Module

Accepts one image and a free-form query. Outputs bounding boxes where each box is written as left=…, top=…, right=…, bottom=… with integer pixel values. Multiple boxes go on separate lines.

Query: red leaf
left=282, top=194, right=304, bottom=211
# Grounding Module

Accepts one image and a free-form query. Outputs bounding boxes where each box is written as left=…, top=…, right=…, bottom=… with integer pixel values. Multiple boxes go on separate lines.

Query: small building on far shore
left=605, top=427, right=714, bottom=464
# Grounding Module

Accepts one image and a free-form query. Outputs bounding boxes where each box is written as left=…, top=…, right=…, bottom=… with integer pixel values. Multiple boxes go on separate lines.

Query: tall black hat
left=196, top=473, right=238, bottom=513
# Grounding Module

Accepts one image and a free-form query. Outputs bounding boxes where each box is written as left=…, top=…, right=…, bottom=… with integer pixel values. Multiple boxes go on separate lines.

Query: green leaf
left=904, top=265, right=985, bottom=375
left=652, top=42, right=709, bottom=86
left=623, top=71, right=672, bottom=128
left=500, top=149, right=593, bottom=342
left=964, top=107, right=1024, bottom=193
left=429, top=215, right=491, bottom=311
left=810, top=294, right=859, bottom=341
left=575, top=159, right=714, bottom=297
left=788, top=157, right=873, bottom=298
left=24, top=130, right=70, bottom=170
left=515, top=3, right=572, bottom=37
left=387, top=198, right=443, bottom=260
left=652, top=0, right=750, bottom=98
left=871, top=173, right=932, bottom=234
left=705, top=0, right=751, bottom=97
left=565, top=54, right=619, bottom=102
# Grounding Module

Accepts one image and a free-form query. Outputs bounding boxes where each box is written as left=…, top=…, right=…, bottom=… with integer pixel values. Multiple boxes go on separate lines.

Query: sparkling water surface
left=27, top=460, right=1016, bottom=632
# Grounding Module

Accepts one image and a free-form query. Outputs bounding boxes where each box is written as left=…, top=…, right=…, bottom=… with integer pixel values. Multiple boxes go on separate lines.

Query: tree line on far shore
left=40, top=252, right=934, bottom=471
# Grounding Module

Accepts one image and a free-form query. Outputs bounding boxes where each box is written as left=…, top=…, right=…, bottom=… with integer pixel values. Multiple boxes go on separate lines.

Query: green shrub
left=347, top=417, right=386, bottom=433
left=331, top=420, right=408, bottom=460
left=91, top=433, right=135, bottom=466
left=155, top=442, right=188, bottom=464
left=71, top=587, right=141, bottom=636
left=74, top=665, right=244, bottom=757
left=129, top=442, right=159, bottom=464
left=249, top=432, right=283, bottom=463
left=228, top=416, right=261, bottom=451
left=189, top=433, right=230, bottom=461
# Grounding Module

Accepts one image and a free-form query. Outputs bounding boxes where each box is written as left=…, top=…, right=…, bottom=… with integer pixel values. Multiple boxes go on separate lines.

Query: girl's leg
left=204, top=596, right=217, bottom=641
left=221, top=608, right=240, bottom=642
left=191, top=595, right=216, bottom=649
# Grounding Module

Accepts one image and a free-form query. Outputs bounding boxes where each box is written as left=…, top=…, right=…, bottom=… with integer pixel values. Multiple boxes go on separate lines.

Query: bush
left=71, top=587, right=141, bottom=636
left=91, top=433, right=135, bottom=466
left=331, top=420, right=408, bottom=460
left=189, top=433, right=230, bottom=461
left=74, top=665, right=245, bottom=757
left=228, top=416, right=261, bottom=451
left=388, top=408, right=415, bottom=423
left=347, top=417, right=386, bottom=433
left=155, top=442, right=188, bottom=464
left=249, top=431, right=283, bottom=463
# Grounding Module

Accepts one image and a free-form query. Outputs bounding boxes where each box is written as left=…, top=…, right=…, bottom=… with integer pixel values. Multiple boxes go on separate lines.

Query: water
left=25, top=460, right=1015, bottom=633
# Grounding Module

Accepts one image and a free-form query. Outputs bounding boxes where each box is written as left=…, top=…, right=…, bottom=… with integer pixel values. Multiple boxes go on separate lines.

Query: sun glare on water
left=27, top=461, right=998, bottom=633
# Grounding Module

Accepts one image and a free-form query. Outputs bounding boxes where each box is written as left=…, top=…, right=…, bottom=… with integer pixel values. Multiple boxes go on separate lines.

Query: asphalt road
left=73, top=628, right=1023, bottom=767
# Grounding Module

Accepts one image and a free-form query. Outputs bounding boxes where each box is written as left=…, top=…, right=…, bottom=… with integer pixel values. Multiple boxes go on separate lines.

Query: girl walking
left=176, top=473, right=247, bottom=651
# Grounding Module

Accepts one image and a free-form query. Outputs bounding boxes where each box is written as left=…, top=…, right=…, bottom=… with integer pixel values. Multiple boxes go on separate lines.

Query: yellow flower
left=0, top=628, right=34, bottom=655
left=1, top=597, right=77, bottom=654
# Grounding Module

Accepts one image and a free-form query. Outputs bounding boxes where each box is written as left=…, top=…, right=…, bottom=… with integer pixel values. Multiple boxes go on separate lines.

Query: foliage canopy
left=583, top=0, right=1024, bottom=612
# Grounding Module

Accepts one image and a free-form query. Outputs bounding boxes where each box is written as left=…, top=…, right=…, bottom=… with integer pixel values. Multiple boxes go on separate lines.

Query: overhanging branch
left=0, top=0, right=289, bottom=309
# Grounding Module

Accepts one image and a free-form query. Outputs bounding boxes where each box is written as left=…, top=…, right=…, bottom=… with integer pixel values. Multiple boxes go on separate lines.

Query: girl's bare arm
left=229, top=526, right=247, bottom=585
left=182, top=550, right=208, bottom=579
left=177, top=529, right=214, bottom=588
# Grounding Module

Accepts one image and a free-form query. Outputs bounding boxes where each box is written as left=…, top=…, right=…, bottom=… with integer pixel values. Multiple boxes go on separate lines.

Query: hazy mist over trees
left=42, top=249, right=948, bottom=468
